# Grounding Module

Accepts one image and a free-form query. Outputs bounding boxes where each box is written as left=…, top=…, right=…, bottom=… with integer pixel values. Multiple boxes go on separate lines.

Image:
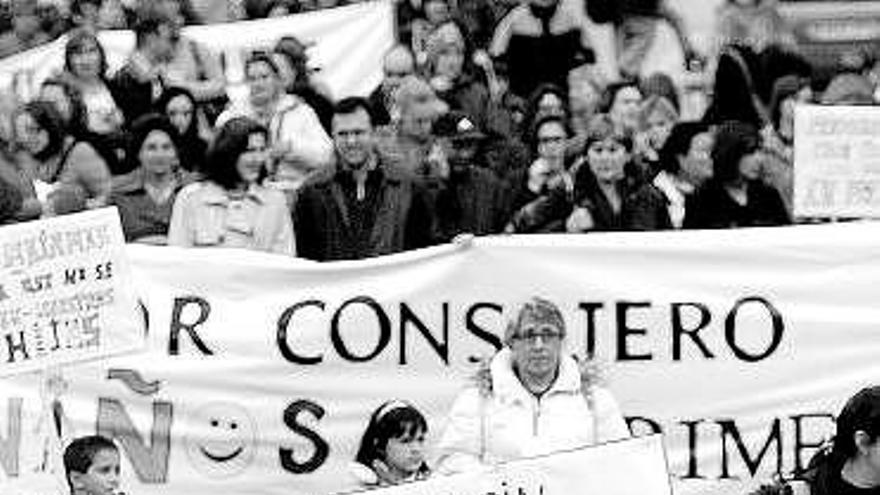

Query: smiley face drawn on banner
left=184, top=402, right=258, bottom=478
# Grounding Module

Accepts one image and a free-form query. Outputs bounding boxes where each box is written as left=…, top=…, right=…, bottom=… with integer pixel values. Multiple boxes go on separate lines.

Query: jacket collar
left=489, top=347, right=581, bottom=405
left=199, top=182, right=268, bottom=206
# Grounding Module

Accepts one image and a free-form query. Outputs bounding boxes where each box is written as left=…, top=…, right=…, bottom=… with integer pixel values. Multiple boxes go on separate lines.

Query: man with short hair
left=436, top=297, right=629, bottom=473
left=293, top=97, right=435, bottom=260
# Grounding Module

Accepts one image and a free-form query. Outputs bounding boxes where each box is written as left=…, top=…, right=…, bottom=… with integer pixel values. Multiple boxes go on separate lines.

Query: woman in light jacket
left=168, top=116, right=295, bottom=255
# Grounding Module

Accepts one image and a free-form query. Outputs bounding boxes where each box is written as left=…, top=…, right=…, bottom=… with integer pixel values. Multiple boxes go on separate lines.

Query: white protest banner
left=0, top=207, right=143, bottom=377
left=0, top=0, right=394, bottom=103
left=793, top=104, right=880, bottom=218
left=1, top=222, right=880, bottom=495
left=355, top=435, right=671, bottom=495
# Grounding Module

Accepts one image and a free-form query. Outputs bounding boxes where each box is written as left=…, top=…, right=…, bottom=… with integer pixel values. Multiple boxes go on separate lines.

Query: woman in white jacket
left=216, top=51, right=333, bottom=193
left=435, top=297, right=630, bottom=473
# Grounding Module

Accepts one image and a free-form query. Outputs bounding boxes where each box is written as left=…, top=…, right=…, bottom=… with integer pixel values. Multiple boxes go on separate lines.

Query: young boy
left=63, top=435, right=122, bottom=495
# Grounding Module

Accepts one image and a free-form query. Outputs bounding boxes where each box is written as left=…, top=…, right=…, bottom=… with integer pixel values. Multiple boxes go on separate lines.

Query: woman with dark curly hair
left=168, top=116, right=295, bottom=255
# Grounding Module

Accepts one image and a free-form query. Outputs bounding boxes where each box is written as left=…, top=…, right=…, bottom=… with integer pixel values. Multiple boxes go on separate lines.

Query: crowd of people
left=0, top=0, right=878, bottom=262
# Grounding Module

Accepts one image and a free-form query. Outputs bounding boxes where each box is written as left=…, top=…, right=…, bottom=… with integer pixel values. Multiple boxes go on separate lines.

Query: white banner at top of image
left=0, top=0, right=394, bottom=103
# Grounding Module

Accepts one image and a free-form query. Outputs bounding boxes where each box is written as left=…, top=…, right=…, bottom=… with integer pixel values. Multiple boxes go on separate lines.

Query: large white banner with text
left=2, top=223, right=880, bottom=495
left=0, top=0, right=394, bottom=103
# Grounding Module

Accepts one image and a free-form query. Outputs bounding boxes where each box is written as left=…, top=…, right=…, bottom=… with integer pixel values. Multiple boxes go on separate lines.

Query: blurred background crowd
left=0, top=0, right=878, bottom=261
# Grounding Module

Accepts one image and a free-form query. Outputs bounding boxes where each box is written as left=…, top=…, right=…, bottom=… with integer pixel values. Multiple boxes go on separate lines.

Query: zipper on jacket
left=532, top=397, right=541, bottom=436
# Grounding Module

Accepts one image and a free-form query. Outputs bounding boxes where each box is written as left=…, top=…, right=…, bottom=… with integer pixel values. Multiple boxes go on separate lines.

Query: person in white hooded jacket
left=216, top=51, right=333, bottom=194
left=435, top=297, right=630, bottom=473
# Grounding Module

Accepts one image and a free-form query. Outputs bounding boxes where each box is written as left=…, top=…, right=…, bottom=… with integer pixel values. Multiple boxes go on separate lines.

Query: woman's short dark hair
left=205, top=117, right=268, bottom=190
left=64, top=28, right=108, bottom=79
left=833, top=386, right=880, bottom=459
left=711, top=120, right=759, bottom=183
left=19, top=100, right=68, bottom=161
left=658, top=121, right=711, bottom=174
left=125, top=113, right=181, bottom=171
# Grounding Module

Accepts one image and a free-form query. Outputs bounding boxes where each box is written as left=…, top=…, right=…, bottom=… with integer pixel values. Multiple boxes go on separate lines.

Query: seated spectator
left=804, top=386, right=880, bottom=495
left=505, top=114, right=574, bottom=232
left=684, top=120, right=790, bottom=229
left=702, top=43, right=767, bottom=129
left=156, top=87, right=208, bottom=174
left=0, top=1, right=51, bottom=58
left=489, top=0, right=596, bottom=98
left=410, top=0, right=462, bottom=69
left=633, top=95, right=679, bottom=175
left=522, top=83, right=583, bottom=161
left=655, top=121, right=714, bottom=228
left=39, top=77, right=123, bottom=175
left=69, top=0, right=128, bottom=32
left=110, top=13, right=178, bottom=125
left=168, top=117, right=296, bottom=255
left=602, top=80, right=643, bottom=138
left=144, top=0, right=229, bottom=125
left=294, top=97, right=435, bottom=261
left=369, top=44, right=417, bottom=127
left=217, top=51, right=333, bottom=193
left=568, top=72, right=604, bottom=143
left=11, top=101, right=112, bottom=216
left=608, top=0, right=701, bottom=80
left=273, top=35, right=335, bottom=134
left=376, top=75, right=447, bottom=177
left=425, top=24, right=510, bottom=140
left=426, top=111, right=511, bottom=241
left=60, top=29, right=126, bottom=156
left=568, top=114, right=670, bottom=231
left=762, top=75, right=812, bottom=215
left=640, top=72, right=680, bottom=114
left=110, top=114, right=185, bottom=244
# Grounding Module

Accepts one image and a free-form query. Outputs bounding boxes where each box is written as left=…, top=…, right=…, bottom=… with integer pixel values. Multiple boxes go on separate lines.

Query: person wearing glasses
left=435, top=297, right=630, bottom=474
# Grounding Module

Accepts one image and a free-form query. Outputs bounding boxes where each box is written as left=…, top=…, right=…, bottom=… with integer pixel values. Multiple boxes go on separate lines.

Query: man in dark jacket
left=293, top=97, right=436, bottom=261
left=425, top=111, right=511, bottom=241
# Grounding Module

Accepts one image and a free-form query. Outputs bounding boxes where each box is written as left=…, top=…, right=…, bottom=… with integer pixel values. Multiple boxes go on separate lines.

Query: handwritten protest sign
left=793, top=104, right=880, bottom=218
left=0, top=208, right=144, bottom=376
left=350, top=435, right=671, bottom=495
